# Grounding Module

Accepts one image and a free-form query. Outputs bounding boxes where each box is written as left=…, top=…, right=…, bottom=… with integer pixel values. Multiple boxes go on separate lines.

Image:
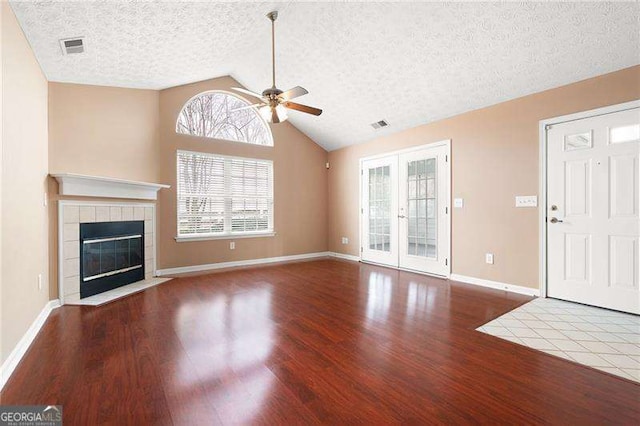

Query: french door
left=361, top=143, right=450, bottom=276
left=361, top=156, right=398, bottom=266
left=547, top=106, right=639, bottom=314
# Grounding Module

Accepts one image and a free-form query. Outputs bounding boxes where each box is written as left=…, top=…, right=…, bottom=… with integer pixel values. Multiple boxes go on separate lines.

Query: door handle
left=549, top=217, right=564, bottom=224
left=398, top=215, right=406, bottom=219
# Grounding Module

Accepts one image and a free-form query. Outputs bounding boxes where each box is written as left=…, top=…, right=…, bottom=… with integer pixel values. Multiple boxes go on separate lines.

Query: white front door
left=547, top=107, right=640, bottom=314
left=361, top=156, right=398, bottom=267
left=398, top=146, right=449, bottom=275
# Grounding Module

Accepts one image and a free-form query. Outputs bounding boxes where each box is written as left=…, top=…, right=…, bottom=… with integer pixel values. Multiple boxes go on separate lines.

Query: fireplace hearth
left=80, top=221, right=145, bottom=298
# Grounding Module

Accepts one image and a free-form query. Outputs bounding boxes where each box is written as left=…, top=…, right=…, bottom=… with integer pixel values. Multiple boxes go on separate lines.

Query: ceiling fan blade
left=271, top=107, right=280, bottom=124
left=231, top=87, right=264, bottom=101
left=283, top=101, right=322, bottom=116
left=231, top=103, right=265, bottom=112
left=279, top=86, right=308, bottom=101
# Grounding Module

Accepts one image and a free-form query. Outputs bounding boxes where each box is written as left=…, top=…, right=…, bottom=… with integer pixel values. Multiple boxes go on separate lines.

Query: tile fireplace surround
left=58, top=200, right=158, bottom=305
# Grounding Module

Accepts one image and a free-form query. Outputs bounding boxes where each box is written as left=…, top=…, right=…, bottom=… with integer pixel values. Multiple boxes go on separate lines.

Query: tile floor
left=477, top=297, right=640, bottom=383
left=65, top=277, right=172, bottom=306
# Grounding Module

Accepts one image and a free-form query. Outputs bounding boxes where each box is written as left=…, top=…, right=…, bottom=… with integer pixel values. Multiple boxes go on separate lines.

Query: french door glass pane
left=407, top=158, right=437, bottom=258
left=368, top=166, right=391, bottom=252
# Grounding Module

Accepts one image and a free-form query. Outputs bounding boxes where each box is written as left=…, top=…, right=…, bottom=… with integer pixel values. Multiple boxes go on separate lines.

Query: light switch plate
left=454, top=198, right=464, bottom=208
left=515, top=195, right=537, bottom=207
left=485, top=253, right=494, bottom=264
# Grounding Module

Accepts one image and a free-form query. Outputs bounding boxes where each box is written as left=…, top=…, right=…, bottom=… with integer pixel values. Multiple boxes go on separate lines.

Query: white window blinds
left=177, top=151, right=274, bottom=238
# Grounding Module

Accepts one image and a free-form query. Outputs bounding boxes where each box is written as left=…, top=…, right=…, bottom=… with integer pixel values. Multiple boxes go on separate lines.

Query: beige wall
left=49, top=83, right=160, bottom=182
left=328, top=66, right=640, bottom=290
left=157, top=76, right=328, bottom=269
left=1, top=2, right=49, bottom=363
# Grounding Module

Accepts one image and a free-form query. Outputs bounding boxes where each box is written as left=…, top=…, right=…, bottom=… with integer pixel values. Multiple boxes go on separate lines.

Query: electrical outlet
left=485, top=253, right=494, bottom=265
left=229, top=242, right=235, bottom=250
left=454, top=198, right=464, bottom=208
left=341, top=237, right=349, bottom=245
left=38, top=273, right=43, bottom=290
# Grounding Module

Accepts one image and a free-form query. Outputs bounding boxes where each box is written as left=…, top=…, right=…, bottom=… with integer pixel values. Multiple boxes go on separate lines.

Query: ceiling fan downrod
left=267, top=11, right=278, bottom=90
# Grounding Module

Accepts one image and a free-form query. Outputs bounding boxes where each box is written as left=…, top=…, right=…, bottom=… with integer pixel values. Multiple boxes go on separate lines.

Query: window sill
left=175, top=231, right=276, bottom=243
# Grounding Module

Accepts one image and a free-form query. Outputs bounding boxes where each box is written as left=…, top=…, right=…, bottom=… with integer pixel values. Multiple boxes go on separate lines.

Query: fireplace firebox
left=80, top=221, right=145, bottom=298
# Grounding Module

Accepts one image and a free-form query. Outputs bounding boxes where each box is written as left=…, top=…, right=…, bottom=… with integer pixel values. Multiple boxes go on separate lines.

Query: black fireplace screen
left=82, top=235, right=143, bottom=281
left=80, top=221, right=145, bottom=298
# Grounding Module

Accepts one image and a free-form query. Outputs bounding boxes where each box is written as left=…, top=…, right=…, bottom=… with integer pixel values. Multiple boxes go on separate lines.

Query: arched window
left=176, top=91, right=273, bottom=146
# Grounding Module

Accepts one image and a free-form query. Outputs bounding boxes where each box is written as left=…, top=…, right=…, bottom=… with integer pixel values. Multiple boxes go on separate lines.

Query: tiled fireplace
left=59, top=201, right=156, bottom=304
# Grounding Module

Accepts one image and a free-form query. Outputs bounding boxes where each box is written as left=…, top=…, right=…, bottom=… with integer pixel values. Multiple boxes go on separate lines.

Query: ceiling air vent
left=59, top=37, right=85, bottom=55
left=371, top=119, right=389, bottom=130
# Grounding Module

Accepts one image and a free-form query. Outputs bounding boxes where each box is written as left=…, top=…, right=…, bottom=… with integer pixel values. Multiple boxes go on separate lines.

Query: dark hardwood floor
left=1, top=259, right=639, bottom=424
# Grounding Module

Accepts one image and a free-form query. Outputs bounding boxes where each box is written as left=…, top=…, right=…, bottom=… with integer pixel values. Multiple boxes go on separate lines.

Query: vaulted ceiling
left=10, top=1, right=639, bottom=151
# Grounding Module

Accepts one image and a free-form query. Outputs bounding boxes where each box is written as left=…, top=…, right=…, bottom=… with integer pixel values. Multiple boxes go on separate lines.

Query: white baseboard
left=450, top=274, right=540, bottom=297
left=156, top=251, right=334, bottom=276
left=0, top=299, right=60, bottom=391
left=329, top=252, right=361, bottom=262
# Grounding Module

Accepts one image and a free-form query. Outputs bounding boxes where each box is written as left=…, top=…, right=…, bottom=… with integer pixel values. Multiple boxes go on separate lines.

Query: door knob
left=549, top=217, right=563, bottom=224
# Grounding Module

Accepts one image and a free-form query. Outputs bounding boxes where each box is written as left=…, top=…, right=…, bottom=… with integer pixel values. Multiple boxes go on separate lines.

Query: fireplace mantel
left=52, top=173, right=170, bottom=200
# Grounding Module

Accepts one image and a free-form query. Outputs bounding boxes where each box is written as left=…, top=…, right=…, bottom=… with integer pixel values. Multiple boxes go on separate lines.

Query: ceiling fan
left=231, top=11, right=322, bottom=124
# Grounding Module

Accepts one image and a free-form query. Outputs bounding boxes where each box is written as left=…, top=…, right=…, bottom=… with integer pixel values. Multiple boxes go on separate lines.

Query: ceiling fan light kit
left=231, top=10, right=322, bottom=124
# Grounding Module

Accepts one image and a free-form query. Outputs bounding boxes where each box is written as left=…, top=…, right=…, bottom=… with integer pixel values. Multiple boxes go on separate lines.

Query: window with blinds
left=177, top=150, right=274, bottom=239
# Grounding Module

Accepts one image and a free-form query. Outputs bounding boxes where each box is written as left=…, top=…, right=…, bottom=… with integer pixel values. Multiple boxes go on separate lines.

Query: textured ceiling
left=10, top=1, right=640, bottom=151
